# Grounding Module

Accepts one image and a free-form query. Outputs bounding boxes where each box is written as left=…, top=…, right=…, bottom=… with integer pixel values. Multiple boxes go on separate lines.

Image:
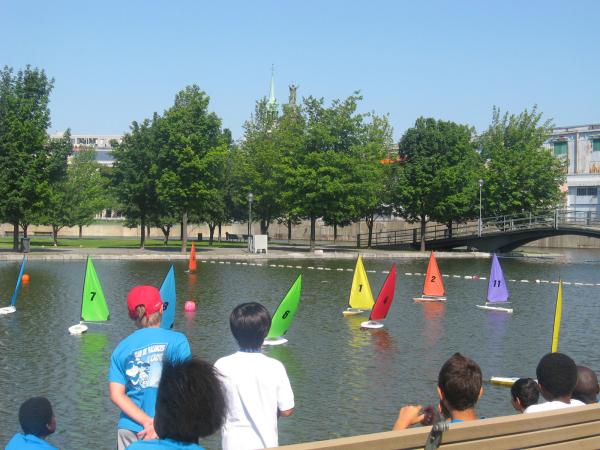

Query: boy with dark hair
left=215, top=302, right=294, bottom=450
left=510, top=378, right=540, bottom=413
left=572, top=365, right=599, bottom=404
left=126, top=358, right=227, bottom=449
left=109, top=285, right=192, bottom=450
left=393, top=353, right=483, bottom=429
left=6, top=397, right=57, bottom=449
left=525, top=352, right=584, bottom=413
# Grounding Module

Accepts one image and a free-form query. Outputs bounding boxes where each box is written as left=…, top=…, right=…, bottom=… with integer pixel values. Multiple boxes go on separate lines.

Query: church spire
left=267, top=65, right=277, bottom=111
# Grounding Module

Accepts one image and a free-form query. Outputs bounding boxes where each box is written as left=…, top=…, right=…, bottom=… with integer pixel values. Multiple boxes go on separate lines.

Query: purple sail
left=487, top=254, right=509, bottom=303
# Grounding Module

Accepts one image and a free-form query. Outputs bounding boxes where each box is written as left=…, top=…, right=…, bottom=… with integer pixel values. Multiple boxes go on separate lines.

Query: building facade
left=544, top=124, right=600, bottom=213
left=51, top=132, right=122, bottom=166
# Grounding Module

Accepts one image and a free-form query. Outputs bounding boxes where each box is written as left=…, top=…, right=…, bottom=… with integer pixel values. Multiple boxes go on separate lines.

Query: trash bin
left=197, top=233, right=203, bottom=242
left=21, top=238, right=30, bottom=253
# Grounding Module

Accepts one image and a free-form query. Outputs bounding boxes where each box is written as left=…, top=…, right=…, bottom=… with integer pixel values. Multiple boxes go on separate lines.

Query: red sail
left=189, top=242, right=197, bottom=272
left=370, top=264, right=397, bottom=321
left=422, top=252, right=445, bottom=297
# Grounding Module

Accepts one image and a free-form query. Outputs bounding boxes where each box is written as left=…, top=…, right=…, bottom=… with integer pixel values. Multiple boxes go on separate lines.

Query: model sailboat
left=343, top=256, right=374, bottom=316
left=186, top=242, right=197, bottom=273
left=0, top=256, right=27, bottom=315
left=476, top=254, right=512, bottom=313
left=160, top=265, right=176, bottom=329
left=413, top=252, right=446, bottom=302
left=490, top=280, right=563, bottom=387
left=361, top=264, right=397, bottom=329
left=68, top=257, right=110, bottom=335
left=263, top=275, right=302, bottom=346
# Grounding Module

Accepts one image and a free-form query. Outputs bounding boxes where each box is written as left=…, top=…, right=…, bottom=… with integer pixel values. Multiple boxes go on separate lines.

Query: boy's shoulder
left=215, top=351, right=286, bottom=372
left=112, top=328, right=188, bottom=354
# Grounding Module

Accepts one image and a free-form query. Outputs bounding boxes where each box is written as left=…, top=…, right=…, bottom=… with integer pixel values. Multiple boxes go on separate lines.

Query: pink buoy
left=184, top=301, right=197, bottom=312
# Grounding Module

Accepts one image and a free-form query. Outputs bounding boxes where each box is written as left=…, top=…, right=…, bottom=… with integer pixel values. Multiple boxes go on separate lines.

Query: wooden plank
left=528, top=436, right=600, bottom=450
left=439, top=421, right=600, bottom=449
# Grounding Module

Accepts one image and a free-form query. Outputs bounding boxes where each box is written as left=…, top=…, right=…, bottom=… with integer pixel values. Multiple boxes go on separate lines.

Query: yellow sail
left=551, top=280, right=563, bottom=353
left=348, top=256, right=375, bottom=310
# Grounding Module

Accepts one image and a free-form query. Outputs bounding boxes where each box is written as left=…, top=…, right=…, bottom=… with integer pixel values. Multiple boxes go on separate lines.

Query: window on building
left=593, top=139, right=600, bottom=152
left=576, top=187, right=597, bottom=197
left=553, top=141, right=567, bottom=156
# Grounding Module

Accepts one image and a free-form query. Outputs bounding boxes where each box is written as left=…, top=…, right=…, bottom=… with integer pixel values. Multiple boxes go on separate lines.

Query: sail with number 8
left=263, top=275, right=302, bottom=346
left=69, top=257, right=110, bottom=335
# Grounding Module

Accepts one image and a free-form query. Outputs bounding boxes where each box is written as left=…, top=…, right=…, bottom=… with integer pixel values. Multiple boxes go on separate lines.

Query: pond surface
left=1, top=250, right=600, bottom=449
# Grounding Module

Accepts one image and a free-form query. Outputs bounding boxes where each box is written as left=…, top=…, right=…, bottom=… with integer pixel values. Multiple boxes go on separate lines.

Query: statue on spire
left=288, top=84, right=298, bottom=107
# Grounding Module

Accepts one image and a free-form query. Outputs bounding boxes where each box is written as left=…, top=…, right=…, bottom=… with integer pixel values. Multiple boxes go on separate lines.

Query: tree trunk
left=208, top=223, right=216, bottom=245
left=78, top=225, right=83, bottom=238
left=140, top=215, right=146, bottom=249
left=218, top=223, right=222, bottom=242
left=52, top=225, right=59, bottom=247
left=366, top=215, right=374, bottom=248
left=181, top=211, right=188, bottom=253
left=310, top=216, right=316, bottom=251
left=287, top=219, right=292, bottom=241
left=22, top=224, right=28, bottom=238
left=13, top=222, right=19, bottom=251
left=260, top=218, right=269, bottom=235
left=333, top=223, right=338, bottom=243
left=447, top=220, right=453, bottom=238
left=161, top=225, right=171, bottom=245
left=420, top=216, right=427, bottom=251
left=146, top=225, right=151, bottom=239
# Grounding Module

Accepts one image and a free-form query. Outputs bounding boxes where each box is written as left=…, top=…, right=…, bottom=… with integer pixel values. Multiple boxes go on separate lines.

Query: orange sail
left=188, top=241, right=197, bottom=272
left=422, top=251, right=444, bottom=297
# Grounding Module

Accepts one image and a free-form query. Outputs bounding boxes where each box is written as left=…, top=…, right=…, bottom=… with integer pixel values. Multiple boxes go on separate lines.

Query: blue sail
left=160, top=265, right=176, bottom=329
left=10, top=256, right=27, bottom=307
left=487, top=254, right=509, bottom=303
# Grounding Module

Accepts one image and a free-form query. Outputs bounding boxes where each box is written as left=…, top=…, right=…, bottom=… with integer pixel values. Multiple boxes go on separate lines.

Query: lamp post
left=247, top=192, right=254, bottom=236
left=478, top=179, right=484, bottom=237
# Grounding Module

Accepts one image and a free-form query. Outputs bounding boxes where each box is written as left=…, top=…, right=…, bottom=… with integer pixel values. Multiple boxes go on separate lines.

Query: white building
left=544, top=124, right=600, bottom=213
left=51, top=133, right=123, bottom=167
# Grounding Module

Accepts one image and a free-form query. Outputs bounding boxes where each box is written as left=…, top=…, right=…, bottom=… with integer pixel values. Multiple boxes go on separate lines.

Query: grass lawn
left=0, top=237, right=246, bottom=250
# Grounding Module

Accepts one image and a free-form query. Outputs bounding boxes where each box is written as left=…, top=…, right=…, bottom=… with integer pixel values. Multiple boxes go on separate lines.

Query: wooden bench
left=273, top=404, right=600, bottom=449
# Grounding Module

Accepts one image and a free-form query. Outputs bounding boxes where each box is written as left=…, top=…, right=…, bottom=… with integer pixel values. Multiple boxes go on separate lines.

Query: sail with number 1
left=69, top=257, right=110, bottom=335
left=477, top=254, right=512, bottom=313
left=343, top=256, right=375, bottom=316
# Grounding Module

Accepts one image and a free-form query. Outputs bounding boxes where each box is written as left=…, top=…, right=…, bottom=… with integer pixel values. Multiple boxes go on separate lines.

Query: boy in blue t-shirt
left=108, top=285, right=191, bottom=450
left=6, top=397, right=58, bottom=449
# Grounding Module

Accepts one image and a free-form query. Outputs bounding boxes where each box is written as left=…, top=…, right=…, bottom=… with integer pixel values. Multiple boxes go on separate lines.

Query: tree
left=0, top=66, right=55, bottom=250
left=393, top=117, right=481, bottom=250
left=478, top=106, right=565, bottom=217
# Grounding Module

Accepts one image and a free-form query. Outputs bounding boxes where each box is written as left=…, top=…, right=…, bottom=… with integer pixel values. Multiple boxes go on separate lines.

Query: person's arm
left=393, top=405, right=425, bottom=430
left=278, top=408, right=294, bottom=417
left=108, top=382, right=157, bottom=440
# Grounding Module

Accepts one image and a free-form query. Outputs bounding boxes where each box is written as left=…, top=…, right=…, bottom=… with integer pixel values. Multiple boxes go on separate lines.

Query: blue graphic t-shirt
left=108, top=327, right=191, bottom=432
left=126, top=438, right=204, bottom=449
left=5, top=433, right=58, bottom=449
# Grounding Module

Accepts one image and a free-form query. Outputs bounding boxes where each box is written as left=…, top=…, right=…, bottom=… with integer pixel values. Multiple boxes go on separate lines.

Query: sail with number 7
left=69, top=257, right=110, bottom=335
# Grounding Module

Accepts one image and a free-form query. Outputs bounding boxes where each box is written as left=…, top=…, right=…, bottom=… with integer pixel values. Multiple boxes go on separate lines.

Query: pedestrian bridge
left=357, top=209, right=600, bottom=252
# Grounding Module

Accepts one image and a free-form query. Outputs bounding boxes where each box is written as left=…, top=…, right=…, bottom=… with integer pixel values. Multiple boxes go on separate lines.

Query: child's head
left=154, top=358, right=226, bottom=443
left=437, top=353, right=483, bottom=413
left=536, top=352, right=577, bottom=401
left=18, top=397, right=56, bottom=438
left=510, top=378, right=539, bottom=412
left=229, top=302, right=271, bottom=350
left=127, top=285, right=164, bottom=328
left=573, top=365, right=600, bottom=404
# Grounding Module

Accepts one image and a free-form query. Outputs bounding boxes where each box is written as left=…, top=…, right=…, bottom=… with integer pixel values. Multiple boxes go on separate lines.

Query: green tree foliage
left=393, top=117, right=481, bottom=250
left=478, top=106, right=565, bottom=217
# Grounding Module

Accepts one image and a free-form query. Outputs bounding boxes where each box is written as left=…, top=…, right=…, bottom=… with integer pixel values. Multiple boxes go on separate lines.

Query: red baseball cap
left=127, top=285, right=164, bottom=319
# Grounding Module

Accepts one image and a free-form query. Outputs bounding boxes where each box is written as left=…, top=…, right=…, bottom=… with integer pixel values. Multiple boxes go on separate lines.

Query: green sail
left=267, top=275, right=302, bottom=339
left=81, top=258, right=110, bottom=322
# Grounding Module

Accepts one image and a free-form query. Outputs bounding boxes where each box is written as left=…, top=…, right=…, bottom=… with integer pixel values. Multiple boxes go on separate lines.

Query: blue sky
left=1, top=0, right=598, bottom=140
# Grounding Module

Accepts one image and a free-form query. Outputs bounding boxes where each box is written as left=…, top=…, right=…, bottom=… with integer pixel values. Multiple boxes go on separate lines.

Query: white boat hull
left=68, top=323, right=88, bottom=335
left=361, top=320, right=384, bottom=329
left=413, top=296, right=446, bottom=303
left=343, top=308, right=365, bottom=316
left=0, top=306, right=16, bottom=315
left=490, top=377, right=520, bottom=387
left=476, top=304, right=513, bottom=314
left=263, top=337, right=288, bottom=346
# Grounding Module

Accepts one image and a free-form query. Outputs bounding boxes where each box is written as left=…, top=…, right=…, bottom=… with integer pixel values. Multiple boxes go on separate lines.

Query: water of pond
left=1, top=250, right=600, bottom=449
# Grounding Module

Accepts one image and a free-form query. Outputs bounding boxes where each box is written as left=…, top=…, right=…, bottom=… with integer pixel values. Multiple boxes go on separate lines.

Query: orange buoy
left=21, top=273, right=30, bottom=283
left=184, top=301, right=196, bottom=312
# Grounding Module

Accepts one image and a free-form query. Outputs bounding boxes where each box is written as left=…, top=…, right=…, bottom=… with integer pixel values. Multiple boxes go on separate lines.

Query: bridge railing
left=356, top=209, right=600, bottom=248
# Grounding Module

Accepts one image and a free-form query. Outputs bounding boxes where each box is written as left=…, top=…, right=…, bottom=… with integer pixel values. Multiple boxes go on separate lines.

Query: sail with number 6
left=81, top=257, right=110, bottom=322
left=264, top=275, right=302, bottom=345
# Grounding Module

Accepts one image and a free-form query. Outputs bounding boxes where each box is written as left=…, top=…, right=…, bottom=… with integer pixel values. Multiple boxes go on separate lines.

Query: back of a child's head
left=229, top=302, right=271, bottom=350
left=573, top=365, right=600, bottom=404
left=438, top=353, right=482, bottom=411
left=155, top=358, right=226, bottom=443
left=511, top=378, right=540, bottom=409
left=19, top=397, right=54, bottom=437
left=536, top=352, right=577, bottom=399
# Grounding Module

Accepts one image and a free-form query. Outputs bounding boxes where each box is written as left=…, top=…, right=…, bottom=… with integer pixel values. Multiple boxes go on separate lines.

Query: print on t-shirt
left=125, top=343, right=168, bottom=390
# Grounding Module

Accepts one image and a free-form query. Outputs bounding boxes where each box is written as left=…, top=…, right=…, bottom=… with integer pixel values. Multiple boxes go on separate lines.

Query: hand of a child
left=137, top=419, right=157, bottom=440
left=393, top=404, right=426, bottom=430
